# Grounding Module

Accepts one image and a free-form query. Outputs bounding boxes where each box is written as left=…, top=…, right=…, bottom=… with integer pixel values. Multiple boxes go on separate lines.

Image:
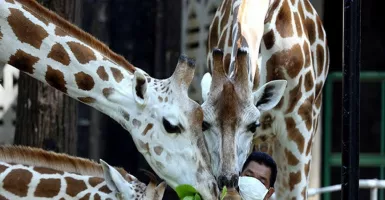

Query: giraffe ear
left=201, top=72, right=212, bottom=102
left=133, top=70, right=148, bottom=106
left=155, top=182, right=167, bottom=200
left=252, top=80, right=287, bottom=111
left=100, top=159, right=127, bottom=193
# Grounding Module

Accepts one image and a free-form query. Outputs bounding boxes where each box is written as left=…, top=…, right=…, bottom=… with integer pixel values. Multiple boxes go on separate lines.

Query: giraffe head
left=101, top=159, right=166, bottom=200
left=111, top=55, right=219, bottom=199
left=201, top=47, right=287, bottom=189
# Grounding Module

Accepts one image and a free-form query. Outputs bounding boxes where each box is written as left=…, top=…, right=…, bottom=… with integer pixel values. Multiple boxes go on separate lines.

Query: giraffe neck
left=207, top=0, right=329, bottom=199
left=0, top=146, right=147, bottom=200
left=0, top=145, right=126, bottom=177
left=0, top=0, right=142, bottom=121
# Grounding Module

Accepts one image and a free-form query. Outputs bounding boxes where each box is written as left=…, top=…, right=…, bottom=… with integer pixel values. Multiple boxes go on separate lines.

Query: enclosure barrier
left=270, top=179, right=385, bottom=200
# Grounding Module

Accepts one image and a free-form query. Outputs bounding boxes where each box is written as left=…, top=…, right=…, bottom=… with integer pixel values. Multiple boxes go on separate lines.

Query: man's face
left=241, top=161, right=271, bottom=188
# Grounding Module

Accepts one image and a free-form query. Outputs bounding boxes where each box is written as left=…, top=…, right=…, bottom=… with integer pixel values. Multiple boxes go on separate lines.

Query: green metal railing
left=323, top=72, right=385, bottom=200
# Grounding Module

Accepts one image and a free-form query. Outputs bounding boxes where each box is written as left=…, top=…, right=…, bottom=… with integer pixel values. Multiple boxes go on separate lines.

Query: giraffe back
left=0, top=146, right=166, bottom=200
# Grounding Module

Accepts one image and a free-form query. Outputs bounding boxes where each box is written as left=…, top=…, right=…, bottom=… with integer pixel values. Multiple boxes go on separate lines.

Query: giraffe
left=0, top=145, right=166, bottom=200
left=0, top=0, right=220, bottom=199
left=201, top=0, right=329, bottom=199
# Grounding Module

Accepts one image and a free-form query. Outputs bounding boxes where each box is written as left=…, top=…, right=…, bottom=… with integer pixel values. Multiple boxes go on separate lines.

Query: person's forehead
left=246, top=161, right=272, bottom=176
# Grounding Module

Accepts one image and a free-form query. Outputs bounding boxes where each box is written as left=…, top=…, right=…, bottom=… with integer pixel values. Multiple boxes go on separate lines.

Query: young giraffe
left=0, top=0, right=220, bottom=199
left=0, top=145, right=166, bottom=200
left=201, top=0, right=329, bottom=199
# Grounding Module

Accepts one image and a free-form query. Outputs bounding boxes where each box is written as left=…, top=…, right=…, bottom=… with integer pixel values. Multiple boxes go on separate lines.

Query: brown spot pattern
left=265, top=0, right=280, bottom=23
left=263, top=30, right=275, bottom=50
left=0, top=29, right=3, bottom=40
left=132, top=119, right=141, bottom=128
left=306, top=134, right=314, bottom=156
left=110, top=67, right=124, bottom=83
left=99, top=185, right=112, bottom=194
left=220, top=1, right=230, bottom=31
left=305, top=160, right=311, bottom=177
left=298, top=96, right=313, bottom=131
left=78, top=97, right=96, bottom=104
left=48, top=43, right=70, bottom=66
left=45, top=65, right=67, bottom=93
left=97, top=66, right=109, bottom=81
left=315, top=93, right=323, bottom=108
left=0, top=194, right=8, bottom=200
left=304, top=71, right=314, bottom=92
left=55, top=27, right=67, bottom=37
left=286, top=76, right=303, bottom=113
left=316, top=44, right=325, bottom=75
left=289, top=171, right=301, bottom=191
left=121, top=110, right=130, bottom=121
left=94, top=193, right=101, bottom=200
left=286, top=117, right=305, bottom=153
left=267, top=44, right=304, bottom=79
left=209, top=17, right=219, bottom=50
left=275, top=0, right=293, bottom=38
left=0, top=164, right=8, bottom=173
left=303, top=42, right=311, bottom=67
left=89, top=177, right=104, bottom=187
left=305, top=19, right=316, bottom=44
left=103, top=87, right=114, bottom=98
left=67, top=42, right=96, bottom=64
left=3, top=169, right=33, bottom=197
left=79, top=193, right=91, bottom=200
left=34, top=166, right=63, bottom=175
left=22, top=6, right=49, bottom=26
left=8, top=50, right=39, bottom=74
left=8, top=8, right=48, bottom=49
left=304, top=0, right=314, bottom=13
left=34, top=178, right=61, bottom=197
left=285, top=149, right=299, bottom=166
left=139, top=140, right=150, bottom=152
left=65, top=177, right=87, bottom=197
left=158, top=96, right=163, bottom=102
left=154, top=146, right=163, bottom=155
left=5, top=0, right=15, bottom=3
left=75, top=72, right=95, bottom=91
left=317, top=16, right=325, bottom=40
left=142, top=123, right=153, bottom=135
left=294, top=13, right=302, bottom=37
left=261, top=114, right=273, bottom=130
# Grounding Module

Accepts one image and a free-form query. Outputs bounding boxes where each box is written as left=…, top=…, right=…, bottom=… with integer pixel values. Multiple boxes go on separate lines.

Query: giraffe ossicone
left=203, top=0, right=329, bottom=199
left=0, top=145, right=166, bottom=200
left=0, top=0, right=219, bottom=199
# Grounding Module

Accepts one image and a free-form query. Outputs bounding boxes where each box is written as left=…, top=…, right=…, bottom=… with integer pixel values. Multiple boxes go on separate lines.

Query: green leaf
left=175, top=184, right=199, bottom=199
left=194, top=193, right=202, bottom=200
left=220, top=186, right=228, bottom=200
left=182, top=196, right=194, bottom=200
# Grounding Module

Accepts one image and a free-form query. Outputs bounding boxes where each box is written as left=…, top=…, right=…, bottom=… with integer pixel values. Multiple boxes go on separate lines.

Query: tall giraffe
left=0, top=0, right=219, bottom=199
left=0, top=145, right=166, bottom=200
left=201, top=0, right=329, bottom=199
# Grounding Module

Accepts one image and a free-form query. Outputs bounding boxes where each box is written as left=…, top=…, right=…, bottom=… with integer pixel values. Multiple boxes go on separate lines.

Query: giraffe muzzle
left=217, top=174, right=239, bottom=189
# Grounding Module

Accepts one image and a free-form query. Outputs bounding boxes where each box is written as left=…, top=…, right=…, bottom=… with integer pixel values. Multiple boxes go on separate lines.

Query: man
left=238, top=151, right=277, bottom=200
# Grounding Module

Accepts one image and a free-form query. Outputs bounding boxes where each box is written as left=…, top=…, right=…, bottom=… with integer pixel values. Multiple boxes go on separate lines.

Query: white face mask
left=238, top=176, right=269, bottom=200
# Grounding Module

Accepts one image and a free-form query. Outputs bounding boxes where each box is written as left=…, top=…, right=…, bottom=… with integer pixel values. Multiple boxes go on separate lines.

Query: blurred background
left=0, top=0, right=384, bottom=199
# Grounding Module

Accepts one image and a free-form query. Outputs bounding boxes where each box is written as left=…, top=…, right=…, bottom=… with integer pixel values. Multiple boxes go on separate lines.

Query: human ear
left=264, top=187, right=275, bottom=200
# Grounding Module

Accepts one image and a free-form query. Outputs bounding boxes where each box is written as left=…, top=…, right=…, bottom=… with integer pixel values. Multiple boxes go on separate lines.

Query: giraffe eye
left=247, top=122, right=260, bottom=133
left=202, top=121, right=211, bottom=132
left=162, top=117, right=182, bottom=134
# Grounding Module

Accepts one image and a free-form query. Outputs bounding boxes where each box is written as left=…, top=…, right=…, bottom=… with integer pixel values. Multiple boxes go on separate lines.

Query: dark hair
left=242, top=151, right=277, bottom=188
